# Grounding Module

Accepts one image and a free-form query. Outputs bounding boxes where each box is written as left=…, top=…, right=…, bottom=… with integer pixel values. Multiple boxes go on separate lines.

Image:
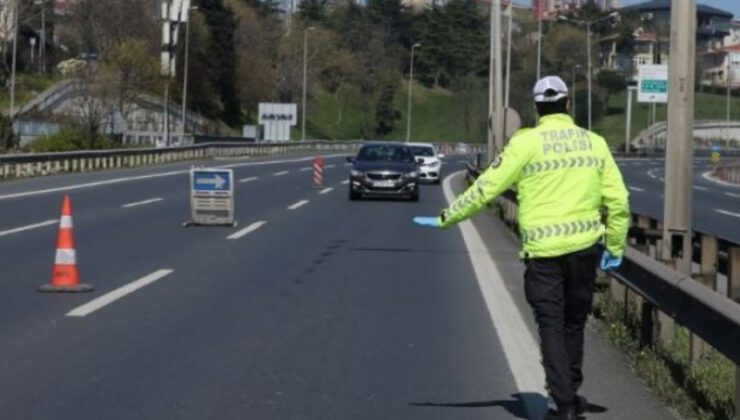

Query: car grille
left=367, top=173, right=401, bottom=181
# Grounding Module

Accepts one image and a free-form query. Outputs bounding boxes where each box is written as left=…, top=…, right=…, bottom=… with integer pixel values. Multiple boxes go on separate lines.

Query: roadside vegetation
left=593, top=291, right=735, bottom=420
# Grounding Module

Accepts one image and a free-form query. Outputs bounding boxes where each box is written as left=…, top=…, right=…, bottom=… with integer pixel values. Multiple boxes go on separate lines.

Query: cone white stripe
left=59, top=215, right=73, bottom=228
left=55, top=249, right=77, bottom=265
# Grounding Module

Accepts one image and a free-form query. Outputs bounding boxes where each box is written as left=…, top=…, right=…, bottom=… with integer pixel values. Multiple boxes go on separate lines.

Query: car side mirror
left=438, top=153, right=445, bottom=159
left=416, top=158, right=425, bottom=165
left=346, top=156, right=355, bottom=163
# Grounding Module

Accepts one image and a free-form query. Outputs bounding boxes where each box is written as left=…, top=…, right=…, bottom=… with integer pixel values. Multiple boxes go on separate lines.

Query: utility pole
left=625, top=84, right=636, bottom=154
left=491, top=0, right=504, bottom=161
left=487, top=0, right=495, bottom=163
left=406, top=43, right=421, bottom=143
left=662, top=0, right=695, bottom=277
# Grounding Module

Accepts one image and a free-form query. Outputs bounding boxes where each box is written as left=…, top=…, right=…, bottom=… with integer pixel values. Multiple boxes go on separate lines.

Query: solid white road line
left=227, top=221, right=267, bottom=240
left=66, top=269, right=174, bottom=317
left=0, top=155, right=345, bottom=202
left=717, top=209, right=740, bottom=219
left=287, top=200, right=309, bottom=210
left=725, top=192, right=740, bottom=199
left=442, top=171, right=546, bottom=419
left=340, top=180, right=350, bottom=185
left=274, top=171, right=289, bottom=176
left=0, top=219, right=58, bottom=238
left=239, top=176, right=258, bottom=183
left=319, top=188, right=334, bottom=194
left=628, top=186, right=645, bottom=192
left=122, top=197, right=163, bottom=208
left=693, top=186, right=709, bottom=191
left=324, top=164, right=336, bottom=169
left=300, top=167, right=313, bottom=172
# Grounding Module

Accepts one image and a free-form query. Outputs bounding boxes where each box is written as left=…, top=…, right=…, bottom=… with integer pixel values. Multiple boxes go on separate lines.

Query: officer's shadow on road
left=408, top=392, right=540, bottom=419
left=409, top=392, right=608, bottom=419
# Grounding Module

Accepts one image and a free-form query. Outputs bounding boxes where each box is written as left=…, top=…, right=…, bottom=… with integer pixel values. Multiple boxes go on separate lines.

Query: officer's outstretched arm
left=601, top=153, right=630, bottom=257
left=440, top=137, right=532, bottom=229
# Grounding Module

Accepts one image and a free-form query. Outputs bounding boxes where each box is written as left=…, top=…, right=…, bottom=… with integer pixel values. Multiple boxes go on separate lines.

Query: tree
left=99, top=39, right=161, bottom=131
left=198, top=0, right=241, bottom=124
left=374, top=70, right=400, bottom=137
left=597, top=69, right=625, bottom=113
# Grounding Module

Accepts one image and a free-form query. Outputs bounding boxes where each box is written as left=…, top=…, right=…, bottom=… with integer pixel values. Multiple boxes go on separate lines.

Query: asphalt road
left=617, top=157, right=740, bottom=243
left=0, top=154, right=677, bottom=419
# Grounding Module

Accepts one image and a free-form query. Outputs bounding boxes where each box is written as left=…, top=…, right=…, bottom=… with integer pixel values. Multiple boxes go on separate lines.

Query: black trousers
left=523, top=244, right=599, bottom=409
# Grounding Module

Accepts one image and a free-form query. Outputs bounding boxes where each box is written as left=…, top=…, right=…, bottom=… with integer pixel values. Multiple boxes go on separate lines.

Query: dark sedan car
left=348, top=143, right=421, bottom=201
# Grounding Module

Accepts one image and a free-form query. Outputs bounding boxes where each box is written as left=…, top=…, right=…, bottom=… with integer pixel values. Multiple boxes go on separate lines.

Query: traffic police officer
left=414, top=76, right=630, bottom=420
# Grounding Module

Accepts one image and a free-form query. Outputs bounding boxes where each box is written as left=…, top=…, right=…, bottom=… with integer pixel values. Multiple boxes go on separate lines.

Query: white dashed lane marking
left=319, top=188, right=334, bottom=194
left=122, top=198, right=163, bottom=208
left=239, top=177, right=258, bottom=183
left=227, top=221, right=267, bottom=240
left=287, top=200, right=309, bottom=210
left=0, top=219, right=57, bottom=238
left=66, top=269, right=174, bottom=317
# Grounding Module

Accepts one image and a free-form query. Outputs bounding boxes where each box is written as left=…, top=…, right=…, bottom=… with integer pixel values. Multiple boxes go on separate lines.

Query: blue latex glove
left=600, top=251, right=623, bottom=271
left=413, top=217, right=441, bottom=228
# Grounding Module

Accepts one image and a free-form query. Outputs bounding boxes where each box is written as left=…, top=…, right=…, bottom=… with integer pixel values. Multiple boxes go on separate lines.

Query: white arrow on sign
left=197, top=174, right=227, bottom=189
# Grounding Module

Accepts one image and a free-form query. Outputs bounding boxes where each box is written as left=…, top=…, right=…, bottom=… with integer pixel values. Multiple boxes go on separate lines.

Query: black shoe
left=574, top=395, right=588, bottom=415
left=544, top=406, right=577, bottom=420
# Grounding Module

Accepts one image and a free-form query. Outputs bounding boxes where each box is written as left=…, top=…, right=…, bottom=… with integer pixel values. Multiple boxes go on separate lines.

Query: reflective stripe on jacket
left=441, top=113, right=630, bottom=258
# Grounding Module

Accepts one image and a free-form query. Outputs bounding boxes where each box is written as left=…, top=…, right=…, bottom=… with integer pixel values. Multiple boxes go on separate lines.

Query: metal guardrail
left=0, top=142, right=365, bottom=179
left=0, top=141, right=487, bottom=181
left=464, top=160, right=740, bottom=416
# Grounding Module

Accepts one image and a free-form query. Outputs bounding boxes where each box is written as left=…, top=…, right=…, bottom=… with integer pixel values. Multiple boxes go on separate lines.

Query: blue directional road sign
left=192, top=170, right=232, bottom=192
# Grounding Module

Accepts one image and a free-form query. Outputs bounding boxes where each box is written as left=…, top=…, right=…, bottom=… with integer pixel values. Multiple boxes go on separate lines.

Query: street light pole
left=301, top=26, right=314, bottom=142
left=181, top=6, right=198, bottom=140
left=406, top=43, right=421, bottom=143
left=727, top=57, right=733, bottom=148
left=586, top=21, right=592, bottom=130
left=9, top=0, right=19, bottom=125
left=537, top=19, right=542, bottom=80
left=571, top=64, right=581, bottom=119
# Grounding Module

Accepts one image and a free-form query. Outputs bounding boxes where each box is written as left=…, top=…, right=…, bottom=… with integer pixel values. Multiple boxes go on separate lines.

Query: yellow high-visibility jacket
left=441, top=113, right=630, bottom=258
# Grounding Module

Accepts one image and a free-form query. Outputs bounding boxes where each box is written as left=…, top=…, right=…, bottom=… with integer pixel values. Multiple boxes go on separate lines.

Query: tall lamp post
left=571, top=64, right=581, bottom=119
left=181, top=6, right=198, bottom=140
left=726, top=56, right=737, bottom=148
left=406, top=43, right=421, bottom=143
left=301, top=26, right=315, bottom=142
left=9, top=0, right=19, bottom=127
left=558, top=11, right=619, bottom=130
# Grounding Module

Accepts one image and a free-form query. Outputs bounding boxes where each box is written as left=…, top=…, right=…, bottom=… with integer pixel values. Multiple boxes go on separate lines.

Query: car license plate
left=373, top=180, right=395, bottom=188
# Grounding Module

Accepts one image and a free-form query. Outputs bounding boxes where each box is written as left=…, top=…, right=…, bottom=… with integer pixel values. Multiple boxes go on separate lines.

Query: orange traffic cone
left=38, top=195, right=93, bottom=293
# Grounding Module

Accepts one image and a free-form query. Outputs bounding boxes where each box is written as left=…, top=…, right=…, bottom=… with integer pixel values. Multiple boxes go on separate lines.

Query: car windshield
left=357, top=145, right=415, bottom=163
left=409, top=146, right=435, bottom=157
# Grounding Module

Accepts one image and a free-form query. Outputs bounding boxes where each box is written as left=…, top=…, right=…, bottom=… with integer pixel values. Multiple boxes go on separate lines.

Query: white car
left=408, top=143, right=444, bottom=184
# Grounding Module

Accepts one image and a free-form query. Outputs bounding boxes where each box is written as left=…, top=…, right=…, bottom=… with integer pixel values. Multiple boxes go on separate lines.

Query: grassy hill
left=593, top=90, right=740, bottom=148
left=305, top=81, right=487, bottom=143
left=305, top=82, right=740, bottom=148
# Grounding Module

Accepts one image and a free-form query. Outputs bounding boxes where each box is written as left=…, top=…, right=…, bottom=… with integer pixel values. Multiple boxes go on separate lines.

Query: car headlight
left=350, top=170, right=364, bottom=177
left=405, top=170, right=419, bottom=178
left=427, top=161, right=440, bottom=168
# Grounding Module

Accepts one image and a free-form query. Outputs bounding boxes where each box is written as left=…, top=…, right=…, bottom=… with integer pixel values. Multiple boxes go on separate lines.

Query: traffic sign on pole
left=184, top=168, right=237, bottom=227
left=638, top=65, right=668, bottom=103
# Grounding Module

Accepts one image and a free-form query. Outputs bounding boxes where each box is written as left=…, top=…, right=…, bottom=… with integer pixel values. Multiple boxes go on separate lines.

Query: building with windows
left=597, top=0, right=733, bottom=79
